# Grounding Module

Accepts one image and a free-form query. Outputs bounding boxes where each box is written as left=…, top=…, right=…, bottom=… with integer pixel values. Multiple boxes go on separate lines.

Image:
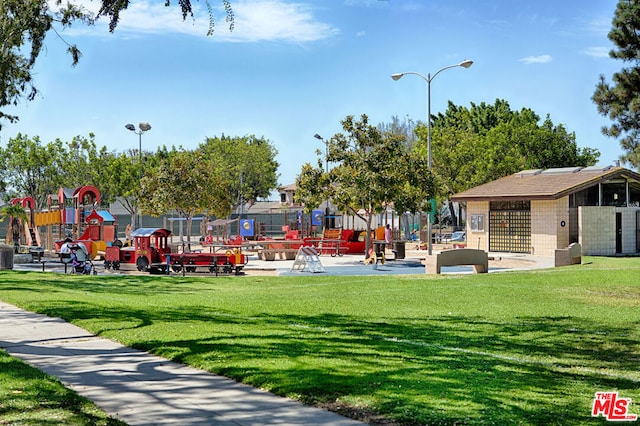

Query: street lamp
left=391, top=59, right=473, bottom=255
left=314, top=133, right=328, bottom=173
left=125, top=122, right=152, bottom=228
left=314, top=133, right=331, bottom=230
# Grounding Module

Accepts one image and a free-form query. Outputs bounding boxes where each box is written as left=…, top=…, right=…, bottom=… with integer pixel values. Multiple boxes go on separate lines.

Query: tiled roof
left=451, top=166, right=640, bottom=201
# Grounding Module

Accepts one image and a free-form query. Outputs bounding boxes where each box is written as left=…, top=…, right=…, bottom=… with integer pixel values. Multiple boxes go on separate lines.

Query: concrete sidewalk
left=0, top=301, right=363, bottom=426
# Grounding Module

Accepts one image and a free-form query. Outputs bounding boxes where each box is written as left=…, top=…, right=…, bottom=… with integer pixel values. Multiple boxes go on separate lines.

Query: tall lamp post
left=391, top=59, right=473, bottom=255
left=314, top=133, right=330, bottom=230
left=125, top=122, right=152, bottom=228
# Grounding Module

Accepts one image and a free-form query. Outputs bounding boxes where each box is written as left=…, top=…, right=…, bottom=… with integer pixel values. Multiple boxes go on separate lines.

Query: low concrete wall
left=554, top=242, right=581, bottom=267
left=426, top=248, right=488, bottom=274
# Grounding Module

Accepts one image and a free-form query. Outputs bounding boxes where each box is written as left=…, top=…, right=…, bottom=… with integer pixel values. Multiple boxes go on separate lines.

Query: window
left=470, top=214, right=484, bottom=232
left=489, top=210, right=531, bottom=253
left=602, top=182, right=626, bottom=207
left=488, top=200, right=531, bottom=253
left=490, top=200, right=531, bottom=211
left=571, top=186, right=599, bottom=207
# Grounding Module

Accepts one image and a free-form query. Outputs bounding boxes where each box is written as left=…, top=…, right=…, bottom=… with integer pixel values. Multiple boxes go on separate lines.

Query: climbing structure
left=9, top=185, right=118, bottom=258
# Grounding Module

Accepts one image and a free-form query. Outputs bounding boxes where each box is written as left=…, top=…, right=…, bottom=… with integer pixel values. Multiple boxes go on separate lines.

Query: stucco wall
left=531, top=198, right=569, bottom=257
left=465, top=200, right=640, bottom=256
left=579, top=206, right=639, bottom=255
left=465, top=201, right=489, bottom=251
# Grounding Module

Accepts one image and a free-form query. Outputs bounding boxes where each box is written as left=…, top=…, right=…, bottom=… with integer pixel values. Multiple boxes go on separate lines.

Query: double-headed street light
left=125, top=122, right=152, bottom=165
left=125, top=122, right=152, bottom=228
left=314, top=133, right=331, bottom=230
left=391, top=59, right=473, bottom=255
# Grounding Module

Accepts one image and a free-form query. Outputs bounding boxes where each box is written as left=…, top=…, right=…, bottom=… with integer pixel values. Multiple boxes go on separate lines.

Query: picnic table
left=256, top=240, right=306, bottom=261
left=304, top=238, right=346, bottom=257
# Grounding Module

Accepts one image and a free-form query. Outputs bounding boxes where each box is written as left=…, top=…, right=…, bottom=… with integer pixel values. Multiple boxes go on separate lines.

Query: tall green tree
left=198, top=135, right=279, bottom=214
left=592, top=0, right=640, bottom=169
left=422, top=100, right=599, bottom=226
left=296, top=114, right=434, bottom=257
left=377, top=115, right=418, bottom=148
left=0, top=0, right=233, bottom=128
left=0, top=134, right=65, bottom=208
left=138, top=148, right=229, bottom=248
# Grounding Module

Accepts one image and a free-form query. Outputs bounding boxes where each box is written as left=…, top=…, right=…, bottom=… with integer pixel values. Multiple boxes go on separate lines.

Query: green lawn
left=1, top=256, right=639, bottom=425
left=0, top=349, right=126, bottom=425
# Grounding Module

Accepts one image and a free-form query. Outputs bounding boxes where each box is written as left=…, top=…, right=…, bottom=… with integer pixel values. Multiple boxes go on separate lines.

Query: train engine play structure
left=104, top=228, right=247, bottom=275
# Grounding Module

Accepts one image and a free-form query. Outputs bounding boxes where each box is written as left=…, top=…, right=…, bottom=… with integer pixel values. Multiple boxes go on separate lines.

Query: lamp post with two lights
left=391, top=59, right=473, bottom=255
left=125, top=122, right=152, bottom=229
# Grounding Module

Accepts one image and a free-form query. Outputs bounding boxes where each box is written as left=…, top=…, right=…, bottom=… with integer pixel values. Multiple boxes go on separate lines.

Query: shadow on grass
left=22, top=299, right=638, bottom=425
left=2, top=272, right=637, bottom=425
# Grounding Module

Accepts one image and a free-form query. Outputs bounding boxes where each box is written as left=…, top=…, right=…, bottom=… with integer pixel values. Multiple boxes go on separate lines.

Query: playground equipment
left=9, top=185, right=118, bottom=259
left=104, top=228, right=247, bottom=275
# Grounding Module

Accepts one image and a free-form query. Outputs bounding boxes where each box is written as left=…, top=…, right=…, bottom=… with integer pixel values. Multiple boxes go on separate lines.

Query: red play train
left=104, top=228, right=247, bottom=275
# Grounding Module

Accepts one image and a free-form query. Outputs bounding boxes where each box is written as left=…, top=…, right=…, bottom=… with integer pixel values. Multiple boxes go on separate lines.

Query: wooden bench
left=425, top=248, right=488, bottom=274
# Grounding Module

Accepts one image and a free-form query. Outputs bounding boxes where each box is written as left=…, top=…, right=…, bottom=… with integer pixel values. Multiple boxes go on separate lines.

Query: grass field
left=1, top=256, right=639, bottom=425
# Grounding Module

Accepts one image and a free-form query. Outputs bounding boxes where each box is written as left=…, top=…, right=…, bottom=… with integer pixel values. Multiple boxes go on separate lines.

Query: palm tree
left=0, top=204, right=29, bottom=252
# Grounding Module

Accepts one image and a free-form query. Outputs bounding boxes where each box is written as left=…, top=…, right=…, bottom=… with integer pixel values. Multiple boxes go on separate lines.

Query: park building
left=451, top=165, right=640, bottom=257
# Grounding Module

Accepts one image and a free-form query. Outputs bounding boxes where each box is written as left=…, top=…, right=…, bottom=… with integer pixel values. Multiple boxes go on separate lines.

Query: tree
left=0, top=203, right=28, bottom=250
left=96, top=150, right=142, bottom=228
left=377, top=115, right=418, bottom=148
left=0, top=1, right=233, bottom=128
left=138, top=148, right=230, bottom=249
left=97, top=0, right=233, bottom=34
left=295, top=114, right=434, bottom=257
left=0, top=0, right=91, bottom=128
left=0, top=134, right=65, bottom=208
left=592, top=0, right=640, bottom=169
left=197, top=135, right=279, bottom=214
left=420, top=99, right=599, bottom=226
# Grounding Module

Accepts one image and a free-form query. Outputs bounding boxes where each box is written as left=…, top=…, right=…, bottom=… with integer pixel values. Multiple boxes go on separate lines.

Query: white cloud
left=356, top=30, right=366, bottom=37
left=58, top=0, right=339, bottom=43
left=221, top=1, right=340, bottom=43
left=584, top=46, right=610, bottom=58
left=519, top=54, right=552, bottom=64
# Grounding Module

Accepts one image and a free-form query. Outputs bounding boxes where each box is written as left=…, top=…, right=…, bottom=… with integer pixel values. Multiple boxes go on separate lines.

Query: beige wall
left=579, top=206, right=640, bottom=255
left=531, top=198, right=569, bottom=257
left=464, top=199, right=640, bottom=257
left=465, top=201, right=489, bottom=251
left=466, top=198, right=570, bottom=257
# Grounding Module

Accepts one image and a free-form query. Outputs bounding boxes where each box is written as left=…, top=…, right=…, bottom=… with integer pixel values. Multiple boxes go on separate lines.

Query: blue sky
left=2, top=0, right=624, bottom=192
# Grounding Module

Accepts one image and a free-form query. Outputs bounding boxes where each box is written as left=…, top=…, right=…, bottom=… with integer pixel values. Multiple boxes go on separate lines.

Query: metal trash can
left=393, top=241, right=406, bottom=259
left=0, top=245, right=15, bottom=270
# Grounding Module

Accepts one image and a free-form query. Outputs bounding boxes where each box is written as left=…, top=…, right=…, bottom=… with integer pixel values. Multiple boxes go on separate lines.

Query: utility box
left=0, top=245, right=15, bottom=270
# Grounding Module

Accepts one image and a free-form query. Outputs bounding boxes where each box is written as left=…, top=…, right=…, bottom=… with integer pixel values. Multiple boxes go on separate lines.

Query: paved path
left=0, top=301, right=363, bottom=426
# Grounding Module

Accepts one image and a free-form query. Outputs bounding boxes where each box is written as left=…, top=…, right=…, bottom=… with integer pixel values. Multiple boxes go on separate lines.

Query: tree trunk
left=186, top=216, right=193, bottom=253
left=447, top=200, right=458, bottom=228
